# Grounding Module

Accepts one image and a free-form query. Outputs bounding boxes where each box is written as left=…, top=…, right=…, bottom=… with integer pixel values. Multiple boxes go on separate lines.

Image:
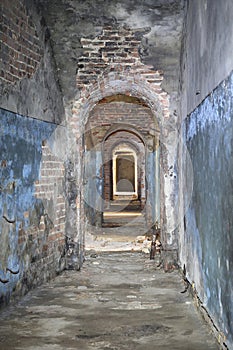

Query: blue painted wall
left=0, top=108, right=57, bottom=305
left=83, top=150, right=101, bottom=226
left=146, top=149, right=160, bottom=228
left=184, top=71, right=233, bottom=347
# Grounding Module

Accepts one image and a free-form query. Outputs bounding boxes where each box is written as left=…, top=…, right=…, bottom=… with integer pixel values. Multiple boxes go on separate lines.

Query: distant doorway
left=116, top=154, right=135, bottom=192
left=113, top=146, right=138, bottom=200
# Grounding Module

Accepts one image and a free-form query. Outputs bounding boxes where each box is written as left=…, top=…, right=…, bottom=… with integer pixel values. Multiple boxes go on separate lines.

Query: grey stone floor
left=0, top=252, right=219, bottom=350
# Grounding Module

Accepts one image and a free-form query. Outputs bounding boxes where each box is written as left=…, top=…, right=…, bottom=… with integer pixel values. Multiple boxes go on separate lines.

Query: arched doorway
left=69, top=67, right=178, bottom=269
left=113, top=144, right=137, bottom=199
left=83, top=95, right=160, bottom=233
left=102, top=130, right=146, bottom=207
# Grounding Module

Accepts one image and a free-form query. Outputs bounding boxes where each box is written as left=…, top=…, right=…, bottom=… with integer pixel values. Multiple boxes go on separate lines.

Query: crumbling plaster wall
left=37, top=0, right=184, bottom=113
left=0, top=0, right=67, bottom=306
left=180, top=0, right=233, bottom=347
left=0, top=108, right=66, bottom=307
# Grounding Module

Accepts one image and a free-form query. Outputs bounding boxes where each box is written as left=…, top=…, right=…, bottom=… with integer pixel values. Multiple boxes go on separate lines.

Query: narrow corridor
left=0, top=252, right=218, bottom=350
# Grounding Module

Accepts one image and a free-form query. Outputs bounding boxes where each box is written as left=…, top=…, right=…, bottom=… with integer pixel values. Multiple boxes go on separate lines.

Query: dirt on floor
left=0, top=252, right=220, bottom=350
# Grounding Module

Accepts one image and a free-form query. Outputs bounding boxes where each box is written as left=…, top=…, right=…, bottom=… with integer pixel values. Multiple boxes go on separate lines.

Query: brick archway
left=68, top=66, right=178, bottom=270
left=72, top=66, right=168, bottom=131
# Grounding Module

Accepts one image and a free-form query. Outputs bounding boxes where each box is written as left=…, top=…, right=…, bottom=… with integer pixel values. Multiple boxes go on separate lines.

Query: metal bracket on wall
left=6, top=267, right=19, bottom=275
left=0, top=277, right=9, bottom=284
left=2, top=215, right=16, bottom=224
left=0, top=267, right=20, bottom=283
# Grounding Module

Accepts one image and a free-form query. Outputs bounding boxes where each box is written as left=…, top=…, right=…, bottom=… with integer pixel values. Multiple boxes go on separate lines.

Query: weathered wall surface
left=0, top=109, right=66, bottom=306
left=183, top=72, right=233, bottom=349
left=38, top=0, right=184, bottom=112
left=180, top=1, right=233, bottom=347
left=0, top=0, right=68, bottom=306
left=0, top=0, right=64, bottom=123
left=181, top=0, right=233, bottom=116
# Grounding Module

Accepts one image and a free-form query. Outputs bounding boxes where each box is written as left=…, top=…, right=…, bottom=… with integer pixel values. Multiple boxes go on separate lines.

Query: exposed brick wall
left=72, top=26, right=170, bottom=131
left=77, top=26, right=163, bottom=92
left=77, top=26, right=141, bottom=87
left=0, top=0, right=42, bottom=84
left=17, top=142, right=66, bottom=291
left=87, top=101, right=156, bottom=146
left=34, top=142, right=65, bottom=238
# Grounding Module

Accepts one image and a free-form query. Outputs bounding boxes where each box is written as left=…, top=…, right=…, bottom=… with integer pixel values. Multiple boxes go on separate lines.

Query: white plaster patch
left=226, top=259, right=229, bottom=271
left=218, top=257, right=221, bottom=268
left=112, top=301, right=162, bottom=310
left=110, top=4, right=153, bottom=28
left=217, top=278, right=223, bottom=318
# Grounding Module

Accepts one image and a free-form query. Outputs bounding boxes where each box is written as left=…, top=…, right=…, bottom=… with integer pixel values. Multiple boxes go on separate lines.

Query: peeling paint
left=0, top=109, right=57, bottom=305
left=184, top=71, right=233, bottom=348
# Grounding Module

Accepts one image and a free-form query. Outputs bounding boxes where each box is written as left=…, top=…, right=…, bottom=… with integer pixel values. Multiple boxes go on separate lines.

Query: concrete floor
left=0, top=252, right=219, bottom=350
